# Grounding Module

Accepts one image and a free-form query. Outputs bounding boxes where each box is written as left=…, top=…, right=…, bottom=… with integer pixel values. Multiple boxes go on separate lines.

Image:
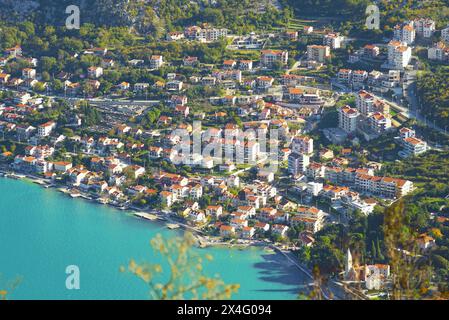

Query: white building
left=428, top=42, right=449, bottom=61
left=393, top=23, right=415, bottom=45
left=260, top=50, right=288, bottom=67
left=307, top=182, right=323, bottom=196
left=442, top=25, right=449, bottom=43
left=149, top=55, right=164, bottom=69
left=291, top=135, right=314, bottom=155
left=87, top=66, right=103, bottom=79
left=288, top=152, right=310, bottom=176
left=387, top=41, right=412, bottom=70
left=338, top=105, right=360, bottom=133
left=356, top=90, right=375, bottom=116
left=323, top=33, right=344, bottom=49
left=402, top=137, right=427, bottom=157
left=307, top=45, right=330, bottom=63
left=38, top=121, right=56, bottom=137
left=368, top=112, right=391, bottom=133
left=414, top=18, right=435, bottom=38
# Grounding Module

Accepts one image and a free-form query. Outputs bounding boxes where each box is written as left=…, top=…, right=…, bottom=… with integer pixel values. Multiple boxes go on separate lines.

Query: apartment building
left=355, top=174, right=413, bottom=198
left=260, top=50, right=289, bottom=67
left=363, top=44, right=380, bottom=58
left=338, top=69, right=352, bottom=84
left=87, top=66, right=103, bottom=79
left=307, top=45, right=330, bottom=63
left=428, top=42, right=449, bottom=61
left=387, top=41, right=412, bottom=70
left=356, top=90, right=375, bottom=116
left=149, top=55, right=164, bottom=69
left=393, top=23, right=415, bottom=45
left=184, top=26, right=228, bottom=42
left=368, top=112, right=391, bottom=133
left=288, top=152, right=310, bottom=176
left=402, top=137, right=427, bottom=157
left=291, top=135, right=314, bottom=155
left=442, top=25, right=449, bottom=43
left=323, top=33, right=344, bottom=49
left=338, top=105, right=360, bottom=133
left=414, top=18, right=436, bottom=38
left=352, top=70, right=368, bottom=89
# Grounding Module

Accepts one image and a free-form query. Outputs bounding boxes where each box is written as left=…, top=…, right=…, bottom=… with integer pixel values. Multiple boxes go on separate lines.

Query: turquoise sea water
left=0, top=178, right=308, bottom=300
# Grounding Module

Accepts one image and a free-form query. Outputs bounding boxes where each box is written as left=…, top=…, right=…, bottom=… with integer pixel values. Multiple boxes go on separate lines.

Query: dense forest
left=417, top=67, right=449, bottom=129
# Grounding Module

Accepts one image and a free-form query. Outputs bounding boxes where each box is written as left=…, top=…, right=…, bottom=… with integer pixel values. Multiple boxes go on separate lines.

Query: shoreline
left=0, top=168, right=326, bottom=297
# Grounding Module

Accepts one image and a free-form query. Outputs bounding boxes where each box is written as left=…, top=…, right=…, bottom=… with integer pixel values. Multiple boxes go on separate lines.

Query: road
left=1, top=87, right=160, bottom=107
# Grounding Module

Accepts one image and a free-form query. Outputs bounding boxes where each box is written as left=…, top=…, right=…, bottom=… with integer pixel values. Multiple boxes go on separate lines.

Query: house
left=223, top=60, right=237, bottom=69
left=101, top=59, right=115, bottom=68
left=183, top=56, right=198, bottom=66
left=323, top=33, right=344, bottom=49
left=414, top=18, right=435, bottom=38
left=298, top=231, right=315, bottom=247
left=260, top=50, right=288, bottom=67
left=428, top=42, right=449, bottom=61
left=238, top=206, right=256, bottom=218
left=363, top=44, right=380, bottom=58
left=38, top=121, right=56, bottom=137
left=401, top=137, right=427, bottom=157
left=160, top=191, right=176, bottom=207
left=174, top=105, right=189, bottom=118
left=149, top=55, right=164, bottom=69
left=118, top=82, right=130, bottom=90
left=128, top=165, right=146, bottom=179
left=255, top=222, right=270, bottom=232
left=241, top=226, right=256, bottom=239
left=416, top=234, right=436, bottom=250
left=148, top=146, right=163, bottom=158
left=87, top=66, right=103, bottom=79
left=239, top=60, right=253, bottom=70
left=0, top=73, right=11, bottom=84
left=257, top=170, right=274, bottom=183
left=4, top=45, right=22, bottom=57
left=220, top=225, right=236, bottom=237
left=90, top=47, right=108, bottom=56
left=167, top=31, right=185, bottom=41
left=338, top=69, right=352, bottom=84
left=134, top=83, right=149, bottom=92
left=393, top=23, right=415, bottom=45
left=188, top=211, right=206, bottom=223
left=288, top=152, right=310, bottom=176
left=355, top=174, right=413, bottom=199
left=256, top=76, right=274, bottom=90
left=303, top=26, right=313, bottom=34
left=271, top=224, right=289, bottom=237
left=166, top=80, right=183, bottom=91
left=285, top=30, right=298, bottom=41
left=206, top=205, right=223, bottom=218
left=53, top=161, right=73, bottom=172
left=399, top=127, right=415, bottom=139
left=22, top=68, right=36, bottom=79
left=307, top=45, right=330, bottom=63
left=351, top=70, right=368, bottom=88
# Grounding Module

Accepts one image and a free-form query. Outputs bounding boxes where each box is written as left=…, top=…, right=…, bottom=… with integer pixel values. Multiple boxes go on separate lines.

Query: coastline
left=0, top=168, right=326, bottom=297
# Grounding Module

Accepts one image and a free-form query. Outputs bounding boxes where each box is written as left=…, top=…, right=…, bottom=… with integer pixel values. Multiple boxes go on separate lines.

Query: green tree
left=121, top=233, right=239, bottom=300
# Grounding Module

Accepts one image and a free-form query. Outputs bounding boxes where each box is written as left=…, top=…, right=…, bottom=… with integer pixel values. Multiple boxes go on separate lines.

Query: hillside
left=0, top=0, right=290, bottom=35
